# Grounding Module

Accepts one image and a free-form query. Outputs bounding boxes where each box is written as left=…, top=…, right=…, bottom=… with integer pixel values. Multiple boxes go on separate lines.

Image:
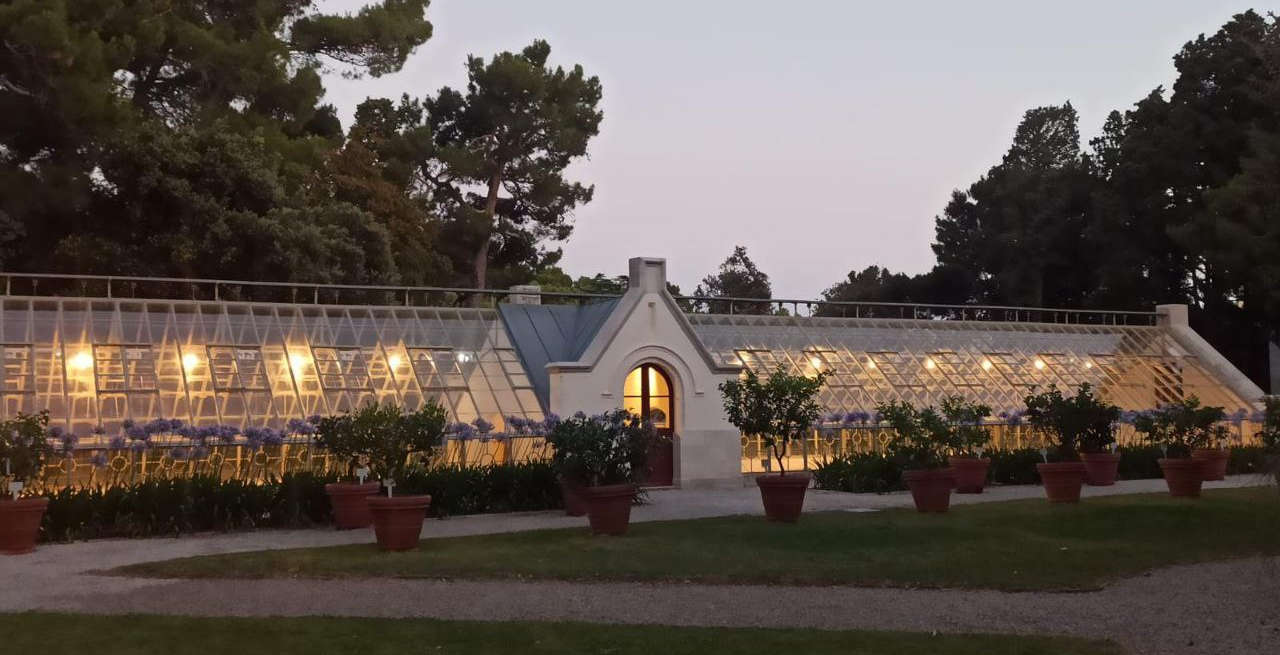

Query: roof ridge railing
left=0, top=272, right=1157, bottom=325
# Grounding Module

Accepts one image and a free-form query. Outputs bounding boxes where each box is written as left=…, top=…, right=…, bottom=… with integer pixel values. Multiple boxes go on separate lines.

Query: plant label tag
left=8, top=480, right=21, bottom=500
left=383, top=478, right=395, bottom=499
left=355, top=466, right=369, bottom=484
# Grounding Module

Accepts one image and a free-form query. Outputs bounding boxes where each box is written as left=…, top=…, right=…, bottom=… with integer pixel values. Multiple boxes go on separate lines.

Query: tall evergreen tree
left=694, top=246, right=773, bottom=314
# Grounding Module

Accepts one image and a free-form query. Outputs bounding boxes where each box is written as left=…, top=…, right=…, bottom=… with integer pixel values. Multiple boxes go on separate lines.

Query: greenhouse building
left=0, top=257, right=1264, bottom=489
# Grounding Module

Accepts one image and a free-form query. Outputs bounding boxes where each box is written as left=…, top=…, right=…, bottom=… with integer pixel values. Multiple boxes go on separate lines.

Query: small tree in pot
left=720, top=367, right=828, bottom=522
left=1193, top=417, right=1236, bottom=481
left=1133, top=397, right=1224, bottom=498
left=340, top=401, right=449, bottom=550
left=1023, top=384, right=1119, bottom=502
left=941, top=396, right=992, bottom=494
left=314, top=413, right=380, bottom=529
left=546, top=409, right=658, bottom=535
left=877, top=400, right=957, bottom=512
left=0, top=411, right=53, bottom=554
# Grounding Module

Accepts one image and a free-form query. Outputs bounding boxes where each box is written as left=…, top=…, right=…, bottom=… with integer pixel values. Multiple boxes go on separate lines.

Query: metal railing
left=0, top=271, right=1158, bottom=325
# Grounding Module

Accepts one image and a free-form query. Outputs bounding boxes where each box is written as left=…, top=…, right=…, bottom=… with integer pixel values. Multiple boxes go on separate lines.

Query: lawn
left=0, top=613, right=1120, bottom=655
left=117, top=486, right=1280, bottom=591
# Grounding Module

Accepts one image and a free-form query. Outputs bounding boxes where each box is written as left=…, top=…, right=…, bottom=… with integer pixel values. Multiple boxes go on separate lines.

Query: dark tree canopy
left=695, top=246, right=774, bottom=314
left=422, top=40, right=603, bottom=290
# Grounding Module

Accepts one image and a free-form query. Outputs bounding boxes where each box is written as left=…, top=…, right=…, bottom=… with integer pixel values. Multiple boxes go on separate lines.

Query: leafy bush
left=1, top=411, right=53, bottom=484
left=546, top=410, right=659, bottom=486
left=315, top=401, right=449, bottom=485
left=940, top=396, right=992, bottom=457
left=41, top=471, right=335, bottom=542
left=1132, top=397, right=1225, bottom=458
left=813, top=445, right=1262, bottom=494
left=398, top=461, right=561, bottom=517
left=40, top=461, right=563, bottom=542
left=1022, top=383, right=1120, bottom=459
left=876, top=400, right=953, bottom=470
left=811, top=453, right=905, bottom=493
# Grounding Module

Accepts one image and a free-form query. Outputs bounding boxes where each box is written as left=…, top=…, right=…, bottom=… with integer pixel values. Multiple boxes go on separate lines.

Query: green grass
left=117, top=487, right=1280, bottom=591
left=0, top=613, right=1121, bottom=655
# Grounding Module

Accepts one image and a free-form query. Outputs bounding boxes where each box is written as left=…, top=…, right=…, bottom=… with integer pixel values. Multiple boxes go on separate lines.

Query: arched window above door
left=623, top=363, right=673, bottom=429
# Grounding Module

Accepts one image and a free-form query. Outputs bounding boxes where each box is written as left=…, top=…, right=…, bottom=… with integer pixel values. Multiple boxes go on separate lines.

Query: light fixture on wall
left=69, top=350, right=93, bottom=372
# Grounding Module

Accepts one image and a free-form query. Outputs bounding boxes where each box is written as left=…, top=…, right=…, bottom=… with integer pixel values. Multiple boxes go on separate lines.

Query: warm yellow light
left=387, top=354, right=403, bottom=370
left=182, top=352, right=200, bottom=371
left=924, top=358, right=936, bottom=370
left=865, top=358, right=877, bottom=370
left=809, top=357, right=823, bottom=369
left=1084, top=361, right=1094, bottom=369
left=289, top=353, right=310, bottom=370
left=981, top=359, right=994, bottom=371
left=1033, top=358, right=1046, bottom=370
left=69, top=351, right=93, bottom=371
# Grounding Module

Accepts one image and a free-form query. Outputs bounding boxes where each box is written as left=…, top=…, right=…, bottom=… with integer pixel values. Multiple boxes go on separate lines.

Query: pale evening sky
left=320, top=1, right=1255, bottom=298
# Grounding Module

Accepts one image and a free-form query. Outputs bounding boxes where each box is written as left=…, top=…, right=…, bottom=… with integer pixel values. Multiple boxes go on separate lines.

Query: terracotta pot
left=581, top=483, right=637, bottom=536
left=324, top=482, right=381, bottom=529
left=560, top=478, right=588, bottom=517
left=1159, top=458, right=1206, bottom=498
left=0, top=497, right=49, bottom=555
left=1191, top=448, right=1229, bottom=481
left=1036, top=462, right=1086, bottom=503
left=1081, top=452, right=1121, bottom=486
left=902, top=468, right=955, bottom=512
left=367, top=495, right=431, bottom=551
left=948, top=456, right=990, bottom=494
left=755, top=473, right=811, bottom=522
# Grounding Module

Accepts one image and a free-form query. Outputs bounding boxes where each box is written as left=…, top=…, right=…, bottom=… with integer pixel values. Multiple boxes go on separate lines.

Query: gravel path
left=2, top=476, right=1275, bottom=655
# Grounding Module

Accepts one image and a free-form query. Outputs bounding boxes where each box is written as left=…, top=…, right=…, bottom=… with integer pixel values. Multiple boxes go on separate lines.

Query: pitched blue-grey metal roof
left=498, top=299, right=620, bottom=409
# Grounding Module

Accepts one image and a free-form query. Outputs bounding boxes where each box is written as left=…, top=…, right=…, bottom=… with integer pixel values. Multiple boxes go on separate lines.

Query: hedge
left=39, top=461, right=562, bottom=543
left=813, top=446, right=1270, bottom=494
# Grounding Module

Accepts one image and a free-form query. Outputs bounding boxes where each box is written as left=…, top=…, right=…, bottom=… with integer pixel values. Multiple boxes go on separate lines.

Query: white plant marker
left=383, top=478, right=395, bottom=499
left=1038, top=447, right=1048, bottom=463
left=354, top=466, right=369, bottom=485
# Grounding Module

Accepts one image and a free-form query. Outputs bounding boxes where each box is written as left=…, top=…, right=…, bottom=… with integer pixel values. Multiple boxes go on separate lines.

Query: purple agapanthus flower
left=126, top=425, right=147, bottom=440
left=108, top=435, right=127, bottom=450
left=60, top=433, right=79, bottom=454
left=262, top=428, right=285, bottom=447
left=121, top=419, right=135, bottom=430
left=449, top=422, right=476, bottom=440
left=49, top=425, right=65, bottom=439
left=472, top=417, right=494, bottom=434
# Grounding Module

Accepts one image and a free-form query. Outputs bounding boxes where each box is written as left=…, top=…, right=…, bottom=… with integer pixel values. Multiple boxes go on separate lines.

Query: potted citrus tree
left=360, top=401, right=449, bottom=550
left=877, top=400, right=957, bottom=512
left=720, top=367, right=828, bottom=522
left=0, top=411, right=53, bottom=554
left=1023, top=384, right=1118, bottom=502
left=546, top=409, right=658, bottom=535
left=1133, top=397, right=1224, bottom=497
left=941, top=396, right=992, bottom=494
left=314, top=412, right=380, bottom=529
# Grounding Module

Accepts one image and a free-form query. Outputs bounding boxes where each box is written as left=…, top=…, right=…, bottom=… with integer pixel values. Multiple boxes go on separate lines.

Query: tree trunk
left=470, top=173, right=503, bottom=302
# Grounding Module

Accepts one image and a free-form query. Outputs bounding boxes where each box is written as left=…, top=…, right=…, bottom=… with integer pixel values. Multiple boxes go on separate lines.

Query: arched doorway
left=623, top=363, right=675, bottom=486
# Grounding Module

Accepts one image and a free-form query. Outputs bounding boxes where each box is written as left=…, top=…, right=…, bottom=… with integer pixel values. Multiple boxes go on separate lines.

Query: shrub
left=812, top=453, right=905, bottom=493
left=987, top=448, right=1047, bottom=485
left=1132, top=396, right=1225, bottom=458
left=876, top=400, right=953, bottom=470
left=316, top=401, right=449, bottom=487
left=1022, top=383, right=1120, bottom=459
left=546, top=410, right=658, bottom=486
left=399, top=461, right=561, bottom=517
left=1, top=411, right=53, bottom=487
left=940, top=395, right=992, bottom=457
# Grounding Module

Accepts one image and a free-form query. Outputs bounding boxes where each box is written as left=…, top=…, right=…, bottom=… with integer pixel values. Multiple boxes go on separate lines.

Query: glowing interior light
left=808, top=356, right=823, bottom=369
left=924, top=358, right=936, bottom=370
left=289, top=353, right=310, bottom=370
left=1084, top=361, right=1094, bottom=369
left=981, top=359, right=994, bottom=371
left=456, top=351, right=472, bottom=363
left=181, top=353, right=200, bottom=371
left=69, top=351, right=94, bottom=371
left=387, top=354, right=402, bottom=370
left=865, top=358, right=876, bottom=369
left=1033, top=358, right=1046, bottom=370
